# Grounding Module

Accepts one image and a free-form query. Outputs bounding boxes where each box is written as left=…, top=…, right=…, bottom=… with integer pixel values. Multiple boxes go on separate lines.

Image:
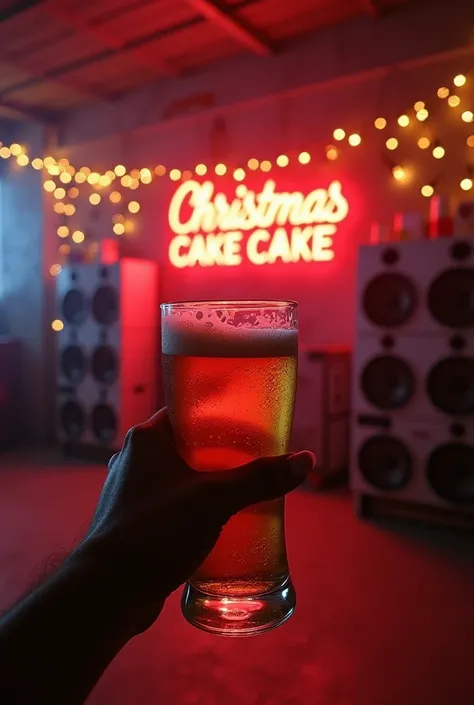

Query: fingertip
left=107, top=452, right=120, bottom=472
left=287, top=450, right=316, bottom=480
left=141, top=407, right=168, bottom=429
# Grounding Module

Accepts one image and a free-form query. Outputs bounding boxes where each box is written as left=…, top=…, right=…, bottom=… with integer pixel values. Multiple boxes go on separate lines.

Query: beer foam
left=162, top=312, right=297, bottom=357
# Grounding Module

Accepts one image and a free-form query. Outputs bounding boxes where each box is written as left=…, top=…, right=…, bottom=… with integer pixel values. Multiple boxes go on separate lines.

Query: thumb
left=215, top=451, right=316, bottom=516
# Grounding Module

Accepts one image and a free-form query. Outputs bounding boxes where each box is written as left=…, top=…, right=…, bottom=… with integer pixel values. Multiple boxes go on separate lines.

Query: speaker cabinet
left=56, top=259, right=159, bottom=455
left=351, top=237, right=474, bottom=525
left=292, top=346, right=351, bottom=486
left=356, top=239, right=474, bottom=336
left=353, top=420, right=474, bottom=508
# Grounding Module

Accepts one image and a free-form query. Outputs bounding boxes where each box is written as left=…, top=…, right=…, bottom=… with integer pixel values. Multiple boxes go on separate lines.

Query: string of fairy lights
left=1, top=70, right=473, bottom=303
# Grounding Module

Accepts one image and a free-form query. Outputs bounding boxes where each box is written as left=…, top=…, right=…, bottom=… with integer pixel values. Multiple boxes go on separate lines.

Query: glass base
left=181, top=576, right=296, bottom=637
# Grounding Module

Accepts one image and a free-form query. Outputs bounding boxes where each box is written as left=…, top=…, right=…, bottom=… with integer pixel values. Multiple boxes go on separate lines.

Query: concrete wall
left=54, top=0, right=474, bottom=346
left=0, top=119, right=13, bottom=333
left=2, top=0, right=474, bottom=441
left=0, top=119, right=54, bottom=442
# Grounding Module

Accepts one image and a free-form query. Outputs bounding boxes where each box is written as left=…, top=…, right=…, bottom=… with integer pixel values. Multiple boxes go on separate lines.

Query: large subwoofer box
left=351, top=238, right=474, bottom=527
left=55, top=259, right=159, bottom=458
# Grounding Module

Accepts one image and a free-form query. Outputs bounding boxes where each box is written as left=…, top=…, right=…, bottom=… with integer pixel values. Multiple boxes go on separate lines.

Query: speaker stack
left=56, top=259, right=159, bottom=460
left=351, top=237, right=474, bottom=528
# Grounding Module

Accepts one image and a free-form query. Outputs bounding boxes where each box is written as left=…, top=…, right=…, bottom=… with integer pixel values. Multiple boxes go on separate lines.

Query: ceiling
left=0, top=0, right=409, bottom=122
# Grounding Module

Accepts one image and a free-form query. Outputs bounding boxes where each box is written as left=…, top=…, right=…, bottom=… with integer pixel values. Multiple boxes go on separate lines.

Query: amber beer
left=161, top=301, right=298, bottom=636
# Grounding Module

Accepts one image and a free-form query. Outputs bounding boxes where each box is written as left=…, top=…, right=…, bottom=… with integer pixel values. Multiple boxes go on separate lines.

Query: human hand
left=73, top=408, right=315, bottom=635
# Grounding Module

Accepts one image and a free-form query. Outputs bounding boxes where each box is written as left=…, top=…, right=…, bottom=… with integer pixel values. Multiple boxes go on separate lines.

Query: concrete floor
left=0, top=448, right=473, bottom=705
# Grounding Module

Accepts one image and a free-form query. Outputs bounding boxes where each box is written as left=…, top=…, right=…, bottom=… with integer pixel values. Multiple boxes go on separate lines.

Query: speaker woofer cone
left=358, top=435, right=412, bottom=490
left=61, top=345, right=86, bottom=383
left=427, top=357, right=474, bottom=415
left=428, top=267, right=474, bottom=328
left=427, top=443, right=474, bottom=504
left=60, top=401, right=85, bottom=440
left=62, top=289, right=87, bottom=325
left=361, top=355, right=415, bottom=409
left=363, top=273, right=417, bottom=328
left=91, top=345, right=118, bottom=384
left=92, top=403, right=117, bottom=444
left=92, top=286, right=119, bottom=325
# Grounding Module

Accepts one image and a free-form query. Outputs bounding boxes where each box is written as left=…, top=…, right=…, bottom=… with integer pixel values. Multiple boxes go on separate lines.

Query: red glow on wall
left=167, top=178, right=350, bottom=268
left=100, top=238, right=119, bottom=265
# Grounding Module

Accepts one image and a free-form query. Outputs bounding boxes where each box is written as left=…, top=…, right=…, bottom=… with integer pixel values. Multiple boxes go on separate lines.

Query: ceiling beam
left=185, top=0, right=274, bottom=56
left=1, top=0, right=259, bottom=98
left=0, top=51, right=112, bottom=102
left=0, top=1, right=109, bottom=102
left=0, top=0, right=45, bottom=24
left=42, top=0, right=179, bottom=77
left=0, top=98, right=56, bottom=122
left=362, top=0, right=380, bottom=16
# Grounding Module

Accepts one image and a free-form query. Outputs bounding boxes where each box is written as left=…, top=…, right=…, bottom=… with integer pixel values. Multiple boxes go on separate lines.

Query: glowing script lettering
left=168, top=179, right=349, bottom=267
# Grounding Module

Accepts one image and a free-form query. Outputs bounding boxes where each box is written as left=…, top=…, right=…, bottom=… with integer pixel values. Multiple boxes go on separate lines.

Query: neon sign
left=168, top=179, right=349, bottom=267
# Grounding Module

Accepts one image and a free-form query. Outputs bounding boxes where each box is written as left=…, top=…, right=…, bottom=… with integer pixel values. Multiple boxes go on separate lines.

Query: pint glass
left=161, top=300, right=298, bottom=636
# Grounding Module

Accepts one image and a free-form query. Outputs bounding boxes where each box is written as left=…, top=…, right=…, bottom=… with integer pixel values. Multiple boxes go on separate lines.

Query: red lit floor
left=0, top=449, right=473, bottom=705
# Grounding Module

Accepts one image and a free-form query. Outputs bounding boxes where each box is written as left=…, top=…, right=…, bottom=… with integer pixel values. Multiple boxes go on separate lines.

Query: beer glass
left=161, top=300, right=298, bottom=636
